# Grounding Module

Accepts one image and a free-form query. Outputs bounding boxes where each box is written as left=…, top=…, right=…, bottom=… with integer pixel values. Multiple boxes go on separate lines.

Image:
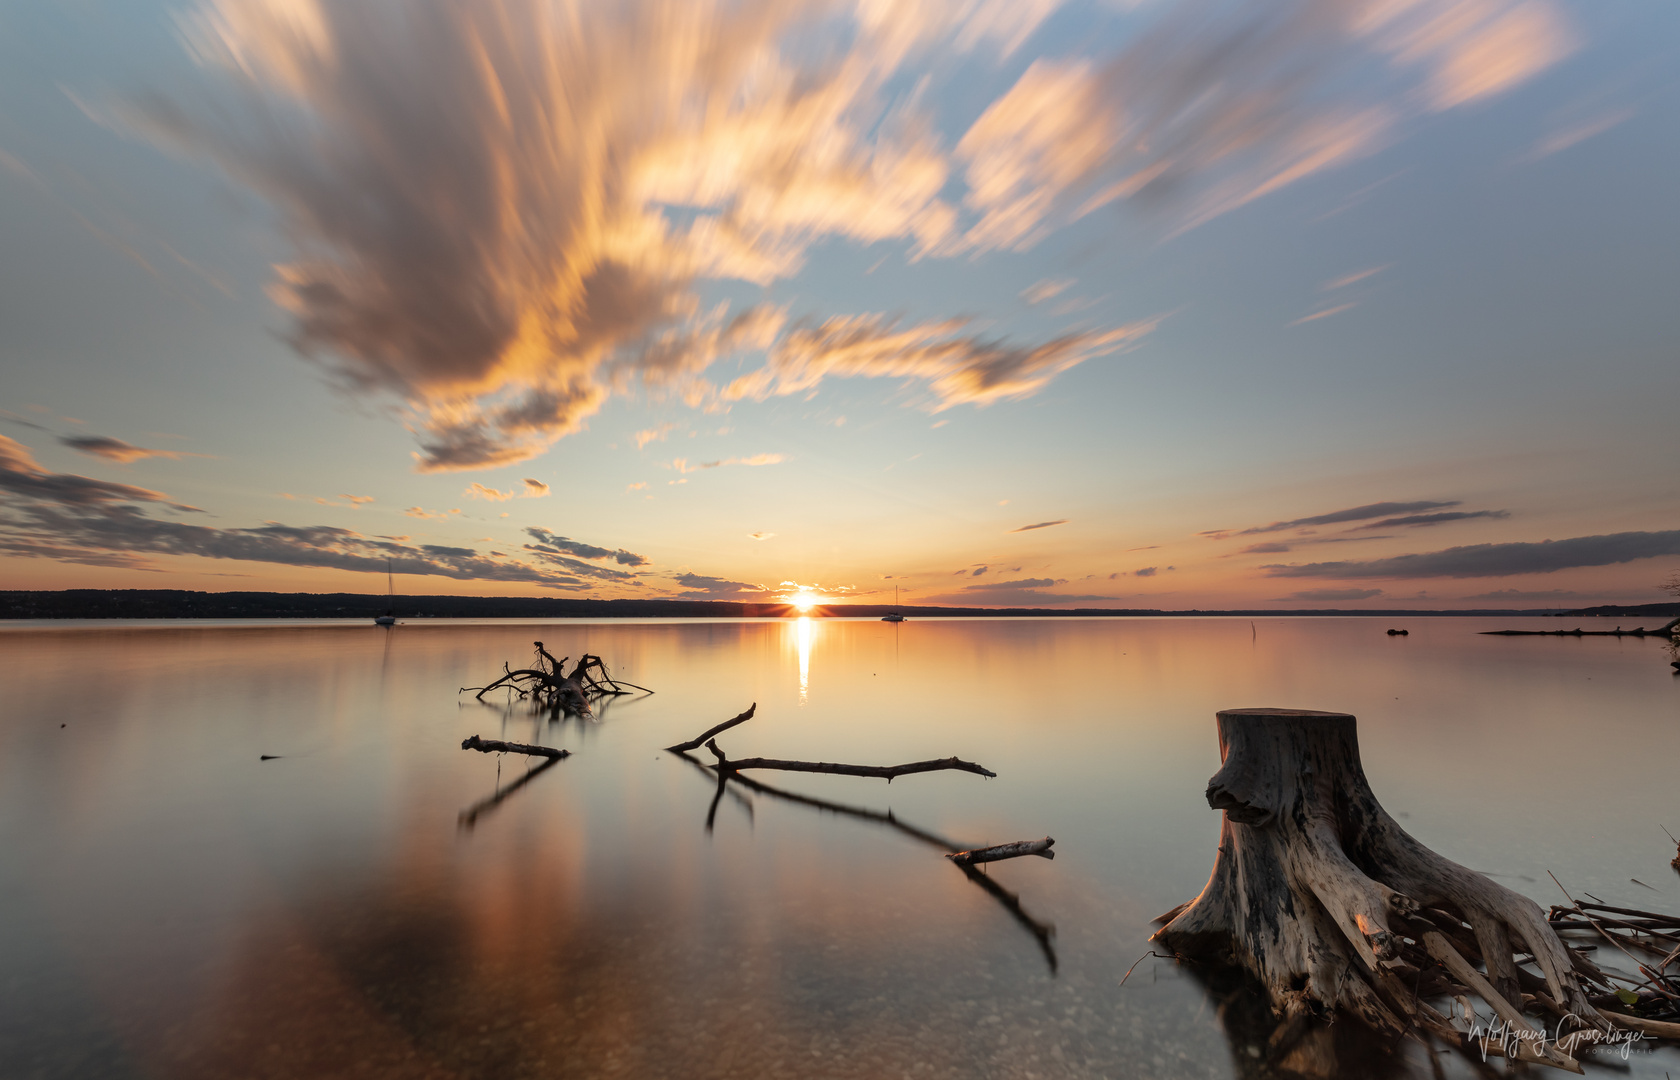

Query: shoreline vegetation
left=2, top=589, right=1676, bottom=621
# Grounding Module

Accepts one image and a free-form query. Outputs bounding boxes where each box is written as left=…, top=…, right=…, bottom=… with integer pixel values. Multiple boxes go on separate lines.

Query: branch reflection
left=670, top=749, right=1057, bottom=974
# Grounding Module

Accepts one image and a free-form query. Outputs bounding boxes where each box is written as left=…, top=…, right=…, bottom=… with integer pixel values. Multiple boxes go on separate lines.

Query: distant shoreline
left=3, top=589, right=1675, bottom=621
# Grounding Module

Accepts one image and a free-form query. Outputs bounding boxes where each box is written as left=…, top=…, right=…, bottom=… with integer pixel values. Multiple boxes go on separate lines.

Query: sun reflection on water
left=795, top=615, right=814, bottom=704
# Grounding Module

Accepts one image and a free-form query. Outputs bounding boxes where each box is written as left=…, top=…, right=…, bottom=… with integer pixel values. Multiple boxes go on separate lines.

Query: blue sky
left=1, top=0, right=1676, bottom=608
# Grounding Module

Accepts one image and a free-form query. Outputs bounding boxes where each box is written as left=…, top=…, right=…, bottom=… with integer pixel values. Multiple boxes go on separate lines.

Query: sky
left=0, top=0, right=1676, bottom=610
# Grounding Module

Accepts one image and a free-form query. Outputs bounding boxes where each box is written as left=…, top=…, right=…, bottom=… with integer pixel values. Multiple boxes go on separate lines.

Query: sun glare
left=791, top=591, right=819, bottom=611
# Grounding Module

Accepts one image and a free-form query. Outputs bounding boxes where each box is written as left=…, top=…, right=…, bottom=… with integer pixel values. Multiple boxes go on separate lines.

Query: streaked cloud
left=1241, top=542, right=1292, bottom=554
left=1241, top=500, right=1459, bottom=534
left=1458, top=587, right=1585, bottom=602
left=634, top=423, right=679, bottom=450
left=0, top=434, right=187, bottom=510
left=1281, top=587, right=1384, bottom=601
left=725, top=314, right=1159, bottom=411
left=144, top=0, right=982, bottom=471
left=60, top=435, right=198, bottom=463
left=314, top=493, right=375, bottom=508
left=403, top=506, right=461, bottom=522
left=1021, top=278, right=1074, bottom=304
left=1323, top=265, right=1390, bottom=290
left=1009, top=519, right=1069, bottom=533
left=1133, top=566, right=1158, bottom=577
left=1289, top=303, right=1357, bottom=326
left=923, top=576, right=1117, bottom=605
left=524, top=527, right=648, bottom=568
left=1524, top=108, right=1633, bottom=161
left=464, top=478, right=551, bottom=501
left=1262, top=529, right=1680, bottom=579
left=1356, top=509, right=1507, bottom=529
left=667, top=453, right=786, bottom=475
left=671, top=572, right=772, bottom=599
left=953, top=0, right=1572, bottom=247
left=0, top=436, right=604, bottom=588
left=749, top=531, right=775, bottom=541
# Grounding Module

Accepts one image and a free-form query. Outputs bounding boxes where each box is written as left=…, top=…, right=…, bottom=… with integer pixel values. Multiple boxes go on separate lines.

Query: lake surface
left=1, top=616, right=1676, bottom=1079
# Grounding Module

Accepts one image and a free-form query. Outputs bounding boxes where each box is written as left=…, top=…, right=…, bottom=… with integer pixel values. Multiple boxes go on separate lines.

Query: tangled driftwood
left=460, top=641, right=651, bottom=718
left=1154, top=709, right=1609, bottom=1071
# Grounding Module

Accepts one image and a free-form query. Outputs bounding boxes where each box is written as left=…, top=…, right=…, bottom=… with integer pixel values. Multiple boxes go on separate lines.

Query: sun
left=790, top=591, right=819, bottom=612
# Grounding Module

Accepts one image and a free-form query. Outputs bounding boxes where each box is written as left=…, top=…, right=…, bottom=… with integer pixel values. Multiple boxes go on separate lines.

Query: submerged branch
left=947, top=837, right=1056, bottom=866
left=706, top=739, right=995, bottom=780
left=460, top=735, right=570, bottom=760
left=666, top=703, right=756, bottom=753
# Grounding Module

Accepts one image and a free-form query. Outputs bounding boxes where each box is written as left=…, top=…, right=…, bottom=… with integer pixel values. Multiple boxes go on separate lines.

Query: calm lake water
left=1, top=616, right=1676, bottom=1080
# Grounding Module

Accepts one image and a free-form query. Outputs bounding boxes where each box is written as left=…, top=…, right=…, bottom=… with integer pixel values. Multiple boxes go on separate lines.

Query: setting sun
left=790, top=591, right=820, bottom=611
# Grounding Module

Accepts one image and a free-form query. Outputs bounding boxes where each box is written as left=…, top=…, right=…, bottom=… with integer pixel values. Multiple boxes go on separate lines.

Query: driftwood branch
left=670, top=746, right=1056, bottom=972
left=1482, top=617, right=1680, bottom=638
left=706, top=739, right=995, bottom=780
left=947, top=838, right=1055, bottom=866
left=665, top=703, right=756, bottom=752
left=1422, top=930, right=1582, bottom=1071
left=460, top=735, right=570, bottom=759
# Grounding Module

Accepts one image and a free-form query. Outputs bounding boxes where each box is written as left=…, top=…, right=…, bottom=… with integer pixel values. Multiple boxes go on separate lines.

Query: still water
left=0, top=617, right=1676, bottom=1079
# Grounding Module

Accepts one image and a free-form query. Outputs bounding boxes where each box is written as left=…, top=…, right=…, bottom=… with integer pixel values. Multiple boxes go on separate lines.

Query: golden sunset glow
left=0, top=0, right=1673, bottom=612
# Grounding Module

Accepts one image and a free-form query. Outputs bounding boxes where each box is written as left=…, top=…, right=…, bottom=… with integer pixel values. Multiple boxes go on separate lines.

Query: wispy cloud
left=671, top=572, right=773, bottom=599
left=922, top=576, right=1118, bottom=606
left=634, top=422, right=679, bottom=450
left=1356, top=509, right=1507, bottom=529
left=1241, top=500, right=1459, bottom=535
left=1262, top=530, right=1680, bottom=579
left=314, top=493, right=375, bottom=508
left=0, top=436, right=604, bottom=588
left=1280, top=587, right=1384, bottom=601
left=60, top=435, right=200, bottom=463
left=724, top=314, right=1160, bottom=412
left=1458, top=587, right=1586, bottom=602
left=1322, top=265, right=1389, bottom=290
left=524, top=527, right=647, bottom=568
left=404, top=506, right=461, bottom=522
left=667, top=453, right=786, bottom=474
left=463, top=478, right=550, bottom=501
left=1288, top=302, right=1356, bottom=326
left=953, top=0, right=1571, bottom=247
left=1021, top=278, right=1074, bottom=304
left=1009, top=519, right=1068, bottom=533
left=749, top=531, right=775, bottom=541
left=1524, top=108, right=1633, bottom=161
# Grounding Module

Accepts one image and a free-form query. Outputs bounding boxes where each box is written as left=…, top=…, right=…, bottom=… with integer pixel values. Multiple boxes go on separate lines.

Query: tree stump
left=1154, top=709, right=1599, bottom=1066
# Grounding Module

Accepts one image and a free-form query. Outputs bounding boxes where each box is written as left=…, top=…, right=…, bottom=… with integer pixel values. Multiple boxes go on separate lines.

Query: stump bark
left=1154, top=709, right=1599, bottom=1066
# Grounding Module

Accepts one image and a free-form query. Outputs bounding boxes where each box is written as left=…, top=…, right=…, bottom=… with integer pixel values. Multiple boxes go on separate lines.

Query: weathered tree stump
left=1154, top=709, right=1600, bottom=1069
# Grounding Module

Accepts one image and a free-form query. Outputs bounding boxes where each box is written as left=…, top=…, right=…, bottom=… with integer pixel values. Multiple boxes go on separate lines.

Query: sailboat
left=374, top=558, right=397, bottom=626
left=881, top=584, right=905, bottom=622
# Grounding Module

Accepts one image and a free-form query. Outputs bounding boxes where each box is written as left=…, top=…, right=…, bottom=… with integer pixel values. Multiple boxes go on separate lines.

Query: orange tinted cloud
left=954, top=0, right=1571, bottom=246
left=725, top=314, right=1160, bottom=410
left=155, top=0, right=970, bottom=470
